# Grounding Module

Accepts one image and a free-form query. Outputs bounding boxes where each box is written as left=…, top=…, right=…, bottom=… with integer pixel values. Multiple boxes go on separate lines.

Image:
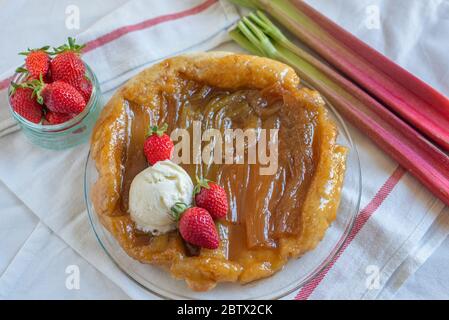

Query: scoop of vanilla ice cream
left=128, top=160, right=193, bottom=235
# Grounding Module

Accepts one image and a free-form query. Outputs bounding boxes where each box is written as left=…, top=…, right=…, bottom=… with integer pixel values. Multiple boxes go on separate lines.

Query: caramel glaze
left=91, top=53, right=347, bottom=291
left=123, top=80, right=316, bottom=250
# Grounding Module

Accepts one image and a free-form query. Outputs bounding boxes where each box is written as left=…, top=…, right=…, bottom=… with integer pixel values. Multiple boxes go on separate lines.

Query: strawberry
left=17, top=46, right=51, bottom=80
left=9, top=84, right=42, bottom=123
left=44, top=110, right=74, bottom=125
left=172, top=203, right=219, bottom=250
left=143, top=123, right=174, bottom=165
left=51, top=37, right=86, bottom=84
left=29, top=76, right=86, bottom=114
left=72, top=77, right=92, bottom=103
left=194, top=177, right=228, bottom=219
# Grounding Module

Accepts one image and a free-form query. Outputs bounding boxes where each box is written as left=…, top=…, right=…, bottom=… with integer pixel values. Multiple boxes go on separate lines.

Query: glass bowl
left=84, top=88, right=361, bottom=300
left=7, top=63, right=101, bottom=150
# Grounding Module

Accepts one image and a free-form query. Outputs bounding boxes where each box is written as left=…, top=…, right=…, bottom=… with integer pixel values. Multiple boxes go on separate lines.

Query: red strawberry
left=42, top=81, right=86, bottom=114
left=172, top=203, right=219, bottom=250
left=72, top=77, right=92, bottom=103
left=30, top=77, right=86, bottom=114
left=51, top=37, right=86, bottom=84
left=17, top=46, right=51, bottom=80
left=143, top=123, right=174, bottom=165
left=194, top=177, right=228, bottom=219
left=44, top=110, right=74, bottom=125
left=9, top=84, right=42, bottom=123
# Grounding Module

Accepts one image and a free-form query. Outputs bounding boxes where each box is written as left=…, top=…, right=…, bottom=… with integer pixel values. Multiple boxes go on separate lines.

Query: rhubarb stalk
left=230, top=0, right=449, bottom=152
left=229, top=13, right=449, bottom=205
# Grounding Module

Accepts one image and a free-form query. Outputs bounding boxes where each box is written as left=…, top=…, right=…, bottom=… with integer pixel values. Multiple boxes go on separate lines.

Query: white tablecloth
left=1, top=0, right=448, bottom=299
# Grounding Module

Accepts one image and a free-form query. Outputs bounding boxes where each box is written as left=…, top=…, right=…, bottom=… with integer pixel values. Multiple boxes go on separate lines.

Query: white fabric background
left=0, top=0, right=448, bottom=299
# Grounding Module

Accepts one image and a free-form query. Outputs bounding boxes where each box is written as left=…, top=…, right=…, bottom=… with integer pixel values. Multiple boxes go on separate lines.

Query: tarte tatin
left=90, top=52, right=347, bottom=291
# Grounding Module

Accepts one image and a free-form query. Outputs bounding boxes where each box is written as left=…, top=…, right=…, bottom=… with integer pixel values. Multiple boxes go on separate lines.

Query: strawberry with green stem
left=51, top=37, right=86, bottom=85
left=9, top=83, right=43, bottom=123
left=171, top=202, right=219, bottom=250
left=16, top=46, right=51, bottom=81
left=143, top=123, right=174, bottom=165
left=194, top=176, right=228, bottom=219
left=52, top=37, right=93, bottom=103
left=29, top=74, right=86, bottom=114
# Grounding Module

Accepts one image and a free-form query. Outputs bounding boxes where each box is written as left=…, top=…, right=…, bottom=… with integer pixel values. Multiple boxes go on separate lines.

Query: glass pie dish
left=84, top=79, right=361, bottom=300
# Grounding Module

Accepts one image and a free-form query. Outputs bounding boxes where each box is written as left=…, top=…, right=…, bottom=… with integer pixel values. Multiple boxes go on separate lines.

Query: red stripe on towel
left=0, top=0, right=218, bottom=91
left=295, top=165, right=406, bottom=300
left=83, top=0, right=217, bottom=52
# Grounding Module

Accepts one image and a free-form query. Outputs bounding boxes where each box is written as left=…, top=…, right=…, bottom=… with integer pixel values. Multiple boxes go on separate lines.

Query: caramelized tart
left=91, top=53, right=347, bottom=291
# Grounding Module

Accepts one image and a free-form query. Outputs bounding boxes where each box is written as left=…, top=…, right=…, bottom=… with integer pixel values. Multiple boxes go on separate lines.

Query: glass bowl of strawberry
left=7, top=38, right=101, bottom=150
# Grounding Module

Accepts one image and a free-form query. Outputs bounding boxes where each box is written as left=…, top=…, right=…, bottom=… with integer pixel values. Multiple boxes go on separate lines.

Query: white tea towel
left=1, top=0, right=449, bottom=300
left=0, top=0, right=239, bottom=136
left=0, top=221, right=129, bottom=299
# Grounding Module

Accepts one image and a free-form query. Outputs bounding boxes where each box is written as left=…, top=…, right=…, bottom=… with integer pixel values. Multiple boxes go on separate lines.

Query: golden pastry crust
left=90, top=52, right=347, bottom=291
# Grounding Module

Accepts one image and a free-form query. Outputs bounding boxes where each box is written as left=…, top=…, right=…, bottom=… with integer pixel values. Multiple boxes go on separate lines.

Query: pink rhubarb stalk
left=263, top=0, right=449, bottom=151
